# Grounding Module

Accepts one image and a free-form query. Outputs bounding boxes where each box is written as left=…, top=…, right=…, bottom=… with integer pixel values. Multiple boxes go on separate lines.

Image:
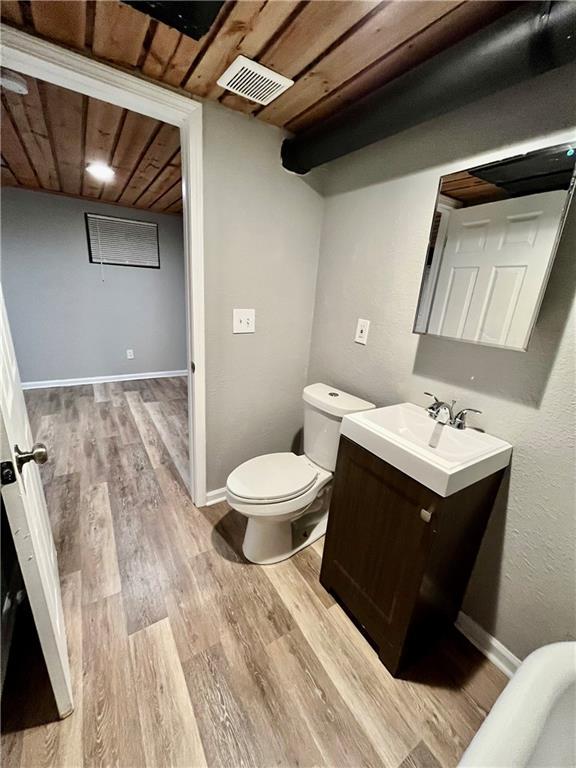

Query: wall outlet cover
left=233, top=308, right=255, bottom=334
left=126, top=349, right=135, bottom=359
left=354, top=318, right=370, bottom=345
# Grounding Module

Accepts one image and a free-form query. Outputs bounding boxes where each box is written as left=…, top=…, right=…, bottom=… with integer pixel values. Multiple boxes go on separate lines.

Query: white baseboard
left=456, top=612, right=521, bottom=678
left=21, top=370, right=188, bottom=390
left=205, top=487, right=227, bottom=506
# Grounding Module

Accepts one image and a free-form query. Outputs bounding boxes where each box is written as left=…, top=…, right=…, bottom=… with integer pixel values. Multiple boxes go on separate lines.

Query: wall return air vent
left=217, top=55, right=293, bottom=105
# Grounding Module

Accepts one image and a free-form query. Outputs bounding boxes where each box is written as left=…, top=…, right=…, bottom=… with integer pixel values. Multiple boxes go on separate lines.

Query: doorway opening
left=2, top=72, right=192, bottom=486
left=0, top=27, right=205, bottom=721
left=1, top=24, right=206, bottom=506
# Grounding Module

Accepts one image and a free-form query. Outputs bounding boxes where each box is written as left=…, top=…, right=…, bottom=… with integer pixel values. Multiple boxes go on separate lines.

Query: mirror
left=414, top=142, right=575, bottom=351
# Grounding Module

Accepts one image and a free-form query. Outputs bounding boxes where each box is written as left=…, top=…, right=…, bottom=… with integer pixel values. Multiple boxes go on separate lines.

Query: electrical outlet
left=354, top=318, right=370, bottom=345
left=126, top=349, right=135, bottom=359
left=233, top=309, right=255, bottom=334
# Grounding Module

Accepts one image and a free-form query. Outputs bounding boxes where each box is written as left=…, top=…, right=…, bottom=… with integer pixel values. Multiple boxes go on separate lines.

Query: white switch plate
left=126, top=348, right=135, bottom=359
left=233, top=308, right=255, bottom=334
left=354, top=318, right=370, bottom=345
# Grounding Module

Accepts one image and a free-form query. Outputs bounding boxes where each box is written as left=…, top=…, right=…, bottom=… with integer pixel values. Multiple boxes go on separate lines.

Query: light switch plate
left=354, top=318, right=370, bottom=345
left=233, top=308, right=255, bottom=334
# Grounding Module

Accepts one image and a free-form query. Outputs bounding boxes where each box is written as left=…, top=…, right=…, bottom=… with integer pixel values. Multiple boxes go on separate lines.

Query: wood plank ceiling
left=1, top=0, right=518, bottom=135
left=1, top=74, right=182, bottom=213
left=441, top=171, right=508, bottom=207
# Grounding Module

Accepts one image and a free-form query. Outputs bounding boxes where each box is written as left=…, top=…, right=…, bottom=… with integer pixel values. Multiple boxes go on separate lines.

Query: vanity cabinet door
left=320, top=437, right=438, bottom=673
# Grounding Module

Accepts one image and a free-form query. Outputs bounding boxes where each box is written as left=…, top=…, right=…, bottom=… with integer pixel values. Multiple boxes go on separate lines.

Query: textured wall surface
left=203, top=103, right=324, bottom=491
left=309, top=63, right=576, bottom=659
left=1, top=189, right=187, bottom=381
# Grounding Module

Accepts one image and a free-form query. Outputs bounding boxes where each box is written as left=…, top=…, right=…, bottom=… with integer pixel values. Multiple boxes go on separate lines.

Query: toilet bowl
left=226, top=383, right=374, bottom=564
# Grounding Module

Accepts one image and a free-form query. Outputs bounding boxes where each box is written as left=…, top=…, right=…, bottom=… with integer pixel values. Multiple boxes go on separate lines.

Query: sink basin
left=340, top=402, right=512, bottom=496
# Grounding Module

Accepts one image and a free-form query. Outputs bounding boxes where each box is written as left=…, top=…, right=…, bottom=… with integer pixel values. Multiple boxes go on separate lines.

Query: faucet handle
left=453, top=408, right=482, bottom=430
left=424, top=392, right=440, bottom=416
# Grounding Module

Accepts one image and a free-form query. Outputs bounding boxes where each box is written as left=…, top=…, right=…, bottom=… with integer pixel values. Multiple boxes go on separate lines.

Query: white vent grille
left=86, top=213, right=159, bottom=269
left=217, top=55, right=293, bottom=105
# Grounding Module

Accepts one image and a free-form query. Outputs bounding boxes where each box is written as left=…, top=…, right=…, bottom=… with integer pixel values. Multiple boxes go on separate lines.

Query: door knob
left=14, top=443, right=48, bottom=472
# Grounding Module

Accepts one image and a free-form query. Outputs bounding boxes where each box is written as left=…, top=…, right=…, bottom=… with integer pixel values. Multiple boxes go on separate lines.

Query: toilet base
left=242, top=512, right=327, bottom=565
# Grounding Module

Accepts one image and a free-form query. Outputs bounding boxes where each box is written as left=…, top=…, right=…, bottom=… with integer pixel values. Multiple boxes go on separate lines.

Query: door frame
left=0, top=25, right=207, bottom=505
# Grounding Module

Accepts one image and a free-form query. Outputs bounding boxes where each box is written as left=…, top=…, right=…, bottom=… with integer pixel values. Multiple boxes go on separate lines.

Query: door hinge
left=1, top=461, right=17, bottom=486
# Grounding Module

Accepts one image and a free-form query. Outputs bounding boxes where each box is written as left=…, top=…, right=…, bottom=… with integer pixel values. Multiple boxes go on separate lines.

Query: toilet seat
left=226, top=452, right=318, bottom=504
left=225, top=382, right=374, bottom=564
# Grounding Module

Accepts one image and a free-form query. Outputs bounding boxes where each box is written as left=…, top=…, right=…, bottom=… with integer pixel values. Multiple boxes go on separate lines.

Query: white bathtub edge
left=456, top=611, right=522, bottom=678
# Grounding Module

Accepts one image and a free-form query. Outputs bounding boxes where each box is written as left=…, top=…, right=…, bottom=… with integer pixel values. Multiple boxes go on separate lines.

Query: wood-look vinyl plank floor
left=82, top=593, right=146, bottom=767
left=183, top=643, right=267, bottom=768
left=1, top=377, right=508, bottom=768
left=20, top=571, right=83, bottom=768
left=129, top=619, right=207, bottom=768
left=218, top=629, right=325, bottom=768
left=266, top=557, right=418, bottom=767
left=80, top=482, right=121, bottom=605
left=45, top=473, right=82, bottom=576
left=266, top=628, right=383, bottom=768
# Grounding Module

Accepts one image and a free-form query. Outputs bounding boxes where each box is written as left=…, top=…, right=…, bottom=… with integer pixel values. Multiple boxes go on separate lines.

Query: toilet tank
left=302, top=383, right=375, bottom=471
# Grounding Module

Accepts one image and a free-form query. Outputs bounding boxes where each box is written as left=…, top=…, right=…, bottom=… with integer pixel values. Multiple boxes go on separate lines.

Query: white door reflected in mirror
left=414, top=143, right=575, bottom=351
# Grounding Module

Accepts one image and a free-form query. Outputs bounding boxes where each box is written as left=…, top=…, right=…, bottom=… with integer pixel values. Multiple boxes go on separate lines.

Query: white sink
left=341, top=402, right=512, bottom=496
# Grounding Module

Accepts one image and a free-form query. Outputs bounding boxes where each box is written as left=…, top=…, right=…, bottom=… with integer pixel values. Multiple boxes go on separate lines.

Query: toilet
left=226, top=383, right=375, bottom=564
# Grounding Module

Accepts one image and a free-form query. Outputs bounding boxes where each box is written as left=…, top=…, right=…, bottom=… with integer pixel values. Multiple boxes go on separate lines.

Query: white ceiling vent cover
left=217, top=55, right=293, bottom=105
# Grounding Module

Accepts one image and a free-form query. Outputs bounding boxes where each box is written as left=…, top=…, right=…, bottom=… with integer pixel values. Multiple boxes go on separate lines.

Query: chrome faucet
left=452, top=408, right=483, bottom=430
left=424, top=393, right=482, bottom=430
left=425, top=393, right=455, bottom=425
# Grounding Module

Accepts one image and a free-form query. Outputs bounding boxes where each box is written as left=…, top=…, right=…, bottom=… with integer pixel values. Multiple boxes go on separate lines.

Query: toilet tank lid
left=303, top=383, right=375, bottom=418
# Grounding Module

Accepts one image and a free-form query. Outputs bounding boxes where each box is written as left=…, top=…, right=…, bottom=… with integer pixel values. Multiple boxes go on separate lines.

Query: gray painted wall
left=1, top=189, right=187, bottom=381
left=203, top=103, right=323, bottom=491
left=2, top=78, right=572, bottom=663
left=309, top=62, right=576, bottom=660
left=0, top=105, right=325, bottom=498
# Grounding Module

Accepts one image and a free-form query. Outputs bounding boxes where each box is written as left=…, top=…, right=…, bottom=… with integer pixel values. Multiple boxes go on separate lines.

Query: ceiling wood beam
left=30, top=0, right=87, bottom=49
left=219, top=0, right=383, bottom=116
left=159, top=34, right=202, bottom=88
left=150, top=179, right=183, bottom=212
left=183, top=1, right=267, bottom=99
left=142, top=23, right=181, bottom=80
left=100, top=111, right=160, bottom=202
left=206, top=0, right=302, bottom=102
left=92, top=1, right=150, bottom=66
left=134, top=152, right=182, bottom=209
left=1, top=164, right=19, bottom=186
left=0, top=0, right=518, bottom=136
left=3, top=74, right=59, bottom=189
left=287, top=1, right=514, bottom=132
left=260, top=0, right=381, bottom=77
left=1, top=1, right=23, bottom=25
left=0, top=101, right=38, bottom=187
left=42, top=82, right=84, bottom=195
left=0, top=68, right=182, bottom=213
left=164, top=198, right=183, bottom=214
left=82, top=98, right=125, bottom=197
left=117, top=122, right=180, bottom=206
left=257, top=0, right=460, bottom=127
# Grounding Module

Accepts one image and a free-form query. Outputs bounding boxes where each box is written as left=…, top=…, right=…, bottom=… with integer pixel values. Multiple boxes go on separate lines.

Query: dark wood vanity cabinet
left=320, top=436, right=503, bottom=675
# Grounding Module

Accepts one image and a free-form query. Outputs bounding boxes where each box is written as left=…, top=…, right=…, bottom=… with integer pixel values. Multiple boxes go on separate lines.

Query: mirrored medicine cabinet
left=413, top=142, right=575, bottom=351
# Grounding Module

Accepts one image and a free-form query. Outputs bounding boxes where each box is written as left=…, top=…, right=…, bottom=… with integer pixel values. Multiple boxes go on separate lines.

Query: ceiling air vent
left=217, top=55, right=293, bottom=106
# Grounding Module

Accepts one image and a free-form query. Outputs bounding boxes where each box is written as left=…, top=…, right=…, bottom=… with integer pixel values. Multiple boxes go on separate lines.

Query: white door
left=0, top=288, right=73, bottom=718
left=428, top=190, right=567, bottom=349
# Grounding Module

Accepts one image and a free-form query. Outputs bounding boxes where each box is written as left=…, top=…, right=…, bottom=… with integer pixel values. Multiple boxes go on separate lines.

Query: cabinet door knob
left=420, top=508, right=432, bottom=523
